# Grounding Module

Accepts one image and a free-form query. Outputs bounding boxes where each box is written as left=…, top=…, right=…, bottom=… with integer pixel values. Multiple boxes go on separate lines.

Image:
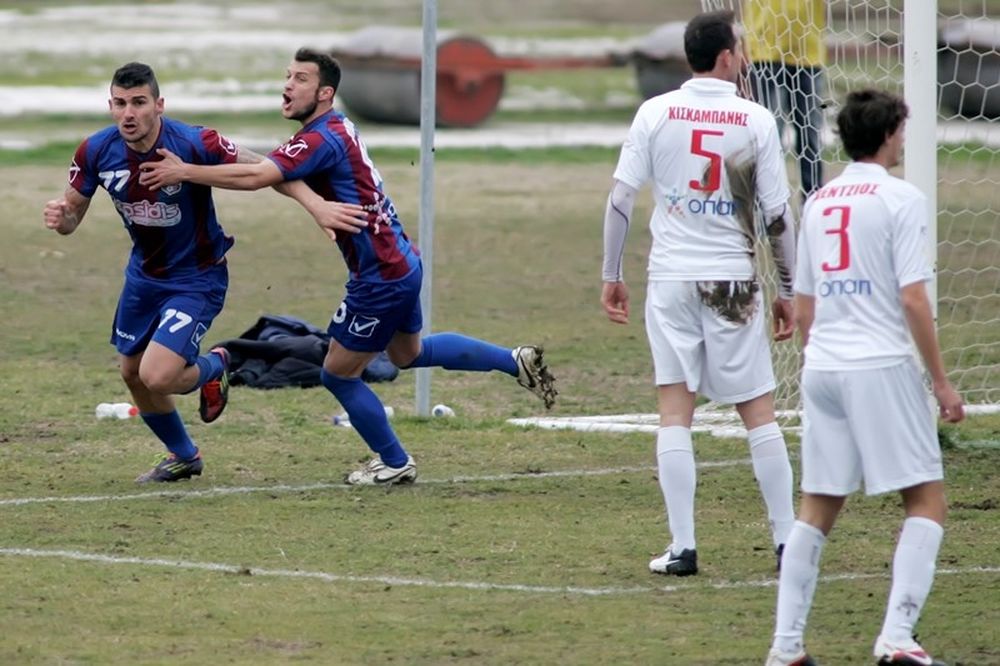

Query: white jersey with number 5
left=794, top=162, right=932, bottom=370
left=613, top=78, right=790, bottom=281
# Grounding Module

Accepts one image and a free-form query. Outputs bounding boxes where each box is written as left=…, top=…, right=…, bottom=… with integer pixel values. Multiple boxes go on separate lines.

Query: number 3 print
left=821, top=205, right=851, bottom=272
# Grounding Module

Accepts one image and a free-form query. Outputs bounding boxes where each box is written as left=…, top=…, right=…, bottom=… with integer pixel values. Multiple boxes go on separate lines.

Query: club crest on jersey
left=162, top=184, right=182, bottom=196
left=68, top=159, right=81, bottom=185
left=279, top=138, right=309, bottom=158
left=348, top=314, right=380, bottom=338
left=218, top=135, right=238, bottom=156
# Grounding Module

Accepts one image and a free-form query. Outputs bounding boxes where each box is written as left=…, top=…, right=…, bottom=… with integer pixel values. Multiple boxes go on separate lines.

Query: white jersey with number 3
left=794, top=162, right=933, bottom=370
left=613, top=78, right=790, bottom=281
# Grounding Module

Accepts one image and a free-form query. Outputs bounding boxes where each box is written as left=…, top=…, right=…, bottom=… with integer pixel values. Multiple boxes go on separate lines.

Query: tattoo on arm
left=766, top=212, right=795, bottom=298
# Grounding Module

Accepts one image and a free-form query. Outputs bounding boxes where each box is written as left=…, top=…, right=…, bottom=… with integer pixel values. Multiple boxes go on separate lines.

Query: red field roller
left=331, top=26, right=623, bottom=128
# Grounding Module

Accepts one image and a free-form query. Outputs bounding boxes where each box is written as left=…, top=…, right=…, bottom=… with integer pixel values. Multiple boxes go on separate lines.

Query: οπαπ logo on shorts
left=348, top=314, right=380, bottom=338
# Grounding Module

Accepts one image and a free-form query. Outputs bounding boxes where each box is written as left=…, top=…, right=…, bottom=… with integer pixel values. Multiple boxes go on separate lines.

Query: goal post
left=902, top=0, right=938, bottom=322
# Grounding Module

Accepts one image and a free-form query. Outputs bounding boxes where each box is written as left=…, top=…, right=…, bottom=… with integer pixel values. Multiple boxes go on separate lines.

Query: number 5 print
left=689, top=129, right=724, bottom=192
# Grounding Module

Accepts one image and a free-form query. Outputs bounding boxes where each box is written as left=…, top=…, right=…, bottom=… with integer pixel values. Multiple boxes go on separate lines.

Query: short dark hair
left=111, top=62, right=159, bottom=98
left=684, top=10, right=737, bottom=73
left=836, top=89, right=909, bottom=160
left=294, top=47, right=342, bottom=90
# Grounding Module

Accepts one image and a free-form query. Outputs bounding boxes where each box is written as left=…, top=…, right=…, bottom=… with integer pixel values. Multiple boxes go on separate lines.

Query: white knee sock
left=748, top=422, right=796, bottom=547
left=880, top=516, right=944, bottom=643
left=656, top=426, right=697, bottom=550
left=772, top=520, right=826, bottom=654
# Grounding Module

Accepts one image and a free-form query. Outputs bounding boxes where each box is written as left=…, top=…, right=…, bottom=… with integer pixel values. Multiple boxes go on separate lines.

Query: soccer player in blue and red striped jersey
left=43, top=62, right=349, bottom=484
left=139, top=48, right=557, bottom=485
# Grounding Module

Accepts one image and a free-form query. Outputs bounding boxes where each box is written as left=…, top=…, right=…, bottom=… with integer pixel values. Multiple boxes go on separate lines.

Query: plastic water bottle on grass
left=432, top=404, right=455, bottom=418
left=95, top=402, right=138, bottom=420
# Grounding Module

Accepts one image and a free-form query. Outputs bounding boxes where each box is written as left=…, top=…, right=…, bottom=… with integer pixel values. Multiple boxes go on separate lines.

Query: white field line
left=508, top=410, right=802, bottom=438
left=507, top=416, right=797, bottom=438
left=0, top=460, right=750, bottom=508
left=1, top=547, right=997, bottom=598
left=509, top=406, right=999, bottom=437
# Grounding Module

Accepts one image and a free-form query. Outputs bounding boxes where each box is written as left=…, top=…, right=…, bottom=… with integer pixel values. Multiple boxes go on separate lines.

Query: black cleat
left=649, top=546, right=698, bottom=576
left=135, top=452, right=204, bottom=484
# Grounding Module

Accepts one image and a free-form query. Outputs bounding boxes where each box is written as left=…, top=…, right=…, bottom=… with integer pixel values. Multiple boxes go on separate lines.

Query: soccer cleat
left=776, top=543, right=786, bottom=572
left=345, top=456, right=417, bottom=486
left=874, top=636, right=947, bottom=666
left=513, top=345, right=557, bottom=409
left=135, top=452, right=204, bottom=484
left=765, top=647, right=817, bottom=666
left=199, top=347, right=230, bottom=423
left=649, top=545, right=698, bottom=576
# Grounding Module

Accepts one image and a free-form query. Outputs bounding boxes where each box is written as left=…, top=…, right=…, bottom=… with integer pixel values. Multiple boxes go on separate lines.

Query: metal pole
left=415, top=0, right=437, bottom=416
left=904, top=0, right=938, bottom=319
left=904, top=0, right=939, bottom=423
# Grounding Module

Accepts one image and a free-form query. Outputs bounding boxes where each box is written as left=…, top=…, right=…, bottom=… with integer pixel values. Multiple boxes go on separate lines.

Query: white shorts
left=800, top=359, right=943, bottom=496
left=644, top=280, right=775, bottom=403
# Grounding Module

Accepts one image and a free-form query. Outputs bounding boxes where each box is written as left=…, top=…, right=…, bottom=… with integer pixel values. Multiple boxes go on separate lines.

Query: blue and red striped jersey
left=69, top=116, right=238, bottom=280
left=267, top=110, right=420, bottom=283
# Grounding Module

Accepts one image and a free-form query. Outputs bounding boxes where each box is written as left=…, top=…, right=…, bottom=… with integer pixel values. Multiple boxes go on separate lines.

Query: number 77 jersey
left=612, top=78, right=790, bottom=282
left=69, top=117, right=239, bottom=280
left=794, top=161, right=933, bottom=370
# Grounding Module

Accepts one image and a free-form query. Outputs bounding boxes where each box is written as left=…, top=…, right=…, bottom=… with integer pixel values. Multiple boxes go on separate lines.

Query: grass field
left=1, top=2, right=999, bottom=662
left=1, top=154, right=999, bottom=665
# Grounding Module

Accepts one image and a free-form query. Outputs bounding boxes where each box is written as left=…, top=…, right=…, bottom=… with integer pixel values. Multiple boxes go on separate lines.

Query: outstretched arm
left=278, top=180, right=368, bottom=239
left=140, top=146, right=368, bottom=236
left=139, top=147, right=283, bottom=191
left=43, top=186, right=91, bottom=235
left=232, top=146, right=369, bottom=237
left=601, top=178, right=637, bottom=324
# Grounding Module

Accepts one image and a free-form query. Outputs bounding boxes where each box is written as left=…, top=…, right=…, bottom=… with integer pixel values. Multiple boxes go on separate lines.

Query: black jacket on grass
left=214, top=314, right=398, bottom=389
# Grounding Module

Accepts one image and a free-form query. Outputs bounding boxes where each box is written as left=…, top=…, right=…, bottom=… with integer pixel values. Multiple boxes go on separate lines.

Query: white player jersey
left=794, top=162, right=933, bottom=370
left=613, top=78, right=790, bottom=281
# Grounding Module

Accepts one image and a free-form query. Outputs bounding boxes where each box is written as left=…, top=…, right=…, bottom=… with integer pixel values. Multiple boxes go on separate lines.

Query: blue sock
left=141, top=411, right=199, bottom=461
left=405, top=332, right=517, bottom=375
left=188, top=351, right=225, bottom=392
left=320, top=369, right=408, bottom=467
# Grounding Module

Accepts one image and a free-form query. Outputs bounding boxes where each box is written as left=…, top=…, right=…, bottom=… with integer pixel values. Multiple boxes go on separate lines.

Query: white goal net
left=703, top=0, right=1000, bottom=417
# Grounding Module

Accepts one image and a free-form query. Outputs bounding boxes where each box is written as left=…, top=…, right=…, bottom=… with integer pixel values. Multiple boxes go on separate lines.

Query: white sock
left=880, top=516, right=944, bottom=643
left=772, top=521, right=826, bottom=654
left=656, top=426, right=697, bottom=551
left=748, top=422, right=796, bottom=547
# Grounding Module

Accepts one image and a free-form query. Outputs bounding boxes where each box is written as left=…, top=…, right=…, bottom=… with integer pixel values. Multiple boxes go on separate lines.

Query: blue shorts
left=328, top=264, right=423, bottom=352
left=111, top=264, right=228, bottom=365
